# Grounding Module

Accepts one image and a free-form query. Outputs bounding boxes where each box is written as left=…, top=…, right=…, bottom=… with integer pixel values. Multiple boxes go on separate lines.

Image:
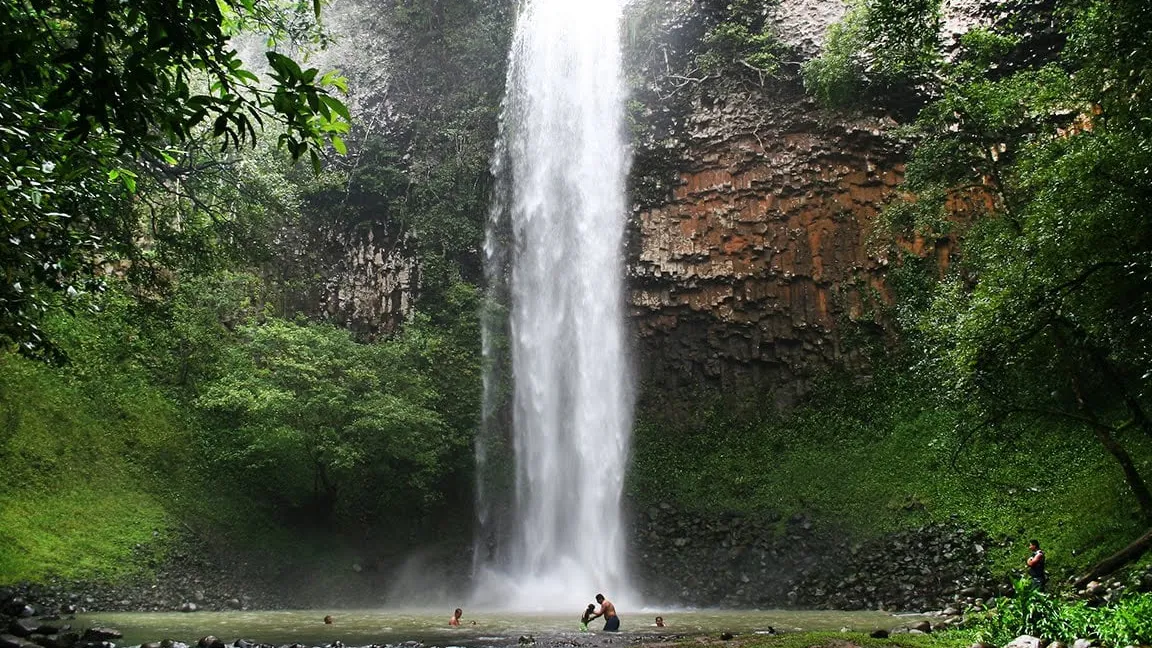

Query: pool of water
left=76, top=609, right=928, bottom=647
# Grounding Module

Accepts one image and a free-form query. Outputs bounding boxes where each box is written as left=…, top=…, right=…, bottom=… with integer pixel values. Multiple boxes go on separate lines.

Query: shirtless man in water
left=588, top=593, right=620, bottom=632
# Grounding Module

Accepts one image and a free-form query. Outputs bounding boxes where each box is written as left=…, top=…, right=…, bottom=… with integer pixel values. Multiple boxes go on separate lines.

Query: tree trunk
left=1064, top=343, right=1152, bottom=524
left=1091, top=424, right=1152, bottom=523
left=1074, top=526, right=1152, bottom=589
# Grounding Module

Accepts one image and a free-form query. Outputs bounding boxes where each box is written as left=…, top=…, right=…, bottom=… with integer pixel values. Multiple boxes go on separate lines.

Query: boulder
left=870, top=630, right=889, bottom=639
left=1072, top=640, right=1096, bottom=648
left=1, top=636, right=37, bottom=648
left=80, top=630, right=121, bottom=642
left=9, top=621, right=39, bottom=638
left=179, top=603, right=197, bottom=614
left=225, top=600, right=242, bottom=611
left=1004, top=636, right=1044, bottom=648
left=196, top=637, right=224, bottom=648
left=910, top=621, right=932, bottom=634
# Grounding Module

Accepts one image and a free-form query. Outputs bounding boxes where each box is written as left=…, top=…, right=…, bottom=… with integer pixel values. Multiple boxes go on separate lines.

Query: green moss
left=629, top=373, right=1152, bottom=579
left=0, top=354, right=178, bottom=582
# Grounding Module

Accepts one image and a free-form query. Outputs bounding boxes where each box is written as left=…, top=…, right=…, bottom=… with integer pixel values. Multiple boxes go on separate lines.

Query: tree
left=808, top=0, right=1152, bottom=525
left=0, top=0, right=350, bottom=357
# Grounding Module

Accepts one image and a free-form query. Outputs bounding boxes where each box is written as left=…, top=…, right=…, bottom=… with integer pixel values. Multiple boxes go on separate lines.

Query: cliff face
left=627, top=84, right=909, bottom=404
left=625, top=0, right=980, bottom=404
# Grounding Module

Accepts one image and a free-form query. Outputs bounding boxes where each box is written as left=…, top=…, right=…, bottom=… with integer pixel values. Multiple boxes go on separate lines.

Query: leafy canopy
left=0, top=0, right=350, bottom=358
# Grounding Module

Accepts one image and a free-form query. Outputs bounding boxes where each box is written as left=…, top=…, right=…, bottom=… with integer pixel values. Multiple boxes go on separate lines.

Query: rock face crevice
left=628, top=84, right=909, bottom=404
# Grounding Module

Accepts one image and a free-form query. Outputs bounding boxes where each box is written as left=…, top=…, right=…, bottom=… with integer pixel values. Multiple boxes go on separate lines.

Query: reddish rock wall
left=628, top=86, right=915, bottom=403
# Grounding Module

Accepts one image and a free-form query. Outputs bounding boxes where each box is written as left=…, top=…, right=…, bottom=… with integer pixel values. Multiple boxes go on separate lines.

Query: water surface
left=78, top=609, right=927, bottom=646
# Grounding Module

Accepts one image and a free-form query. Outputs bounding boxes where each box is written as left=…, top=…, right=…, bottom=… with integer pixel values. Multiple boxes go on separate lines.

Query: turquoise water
left=76, top=609, right=928, bottom=646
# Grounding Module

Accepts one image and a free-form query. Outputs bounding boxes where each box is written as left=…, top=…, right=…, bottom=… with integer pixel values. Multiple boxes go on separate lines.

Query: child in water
left=580, top=603, right=596, bottom=632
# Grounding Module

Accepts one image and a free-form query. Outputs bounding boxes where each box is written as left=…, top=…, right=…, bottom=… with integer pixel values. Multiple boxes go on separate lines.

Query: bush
left=973, top=580, right=1152, bottom=646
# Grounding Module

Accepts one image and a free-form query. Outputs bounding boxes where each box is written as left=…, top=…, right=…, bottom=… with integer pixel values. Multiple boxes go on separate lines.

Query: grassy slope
left=629, top=375, right=1152, bottom=580
left=0, top=350, right=416, bottom=595
left=0, top=354, right=177, bottom=581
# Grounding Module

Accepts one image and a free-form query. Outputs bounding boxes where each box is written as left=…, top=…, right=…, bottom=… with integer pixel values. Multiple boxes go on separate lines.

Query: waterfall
left=475, top=0, right=635, bottom=611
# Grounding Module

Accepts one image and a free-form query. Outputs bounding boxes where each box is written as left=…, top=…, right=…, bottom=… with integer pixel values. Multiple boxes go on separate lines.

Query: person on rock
left=587, top=593, right=620, bottom=632
left=449, top=608, right=463, bottom=626
left=1026, top=539, right=1047, bottom=591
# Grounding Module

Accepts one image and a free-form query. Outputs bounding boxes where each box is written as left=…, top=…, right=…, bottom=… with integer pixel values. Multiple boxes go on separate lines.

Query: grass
left=629, top=375, right=1152, bottom=579
left=0, top=354, right=180, bottom=582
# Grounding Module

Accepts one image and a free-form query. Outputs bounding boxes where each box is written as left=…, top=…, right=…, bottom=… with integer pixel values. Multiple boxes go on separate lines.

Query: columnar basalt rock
left=628, top=86, right=916, bottom=403
left=318, top=224, right=417, bottom=337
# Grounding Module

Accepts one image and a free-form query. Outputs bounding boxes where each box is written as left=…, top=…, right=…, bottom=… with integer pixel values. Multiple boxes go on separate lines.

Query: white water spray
left=476, top=0, right=635, bottom=611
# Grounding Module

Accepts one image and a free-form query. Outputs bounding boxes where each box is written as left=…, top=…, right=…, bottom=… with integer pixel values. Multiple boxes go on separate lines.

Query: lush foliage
left=0, top=0, right=349, bottom=357
left=802, top=0, right=943, bottom=115
left=629, top=367, right=1152, bottom=578
left=972, top=581, right=1152, bottom=646
left=802, top=0, right=1152, bottom=530
left=695, top=0, right=788, bottom=79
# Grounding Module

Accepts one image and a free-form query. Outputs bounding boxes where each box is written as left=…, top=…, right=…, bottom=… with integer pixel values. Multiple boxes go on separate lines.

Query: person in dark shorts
left=1026, top=539, right=1047, bottom=590
left=588, top=593, right=620, bottom=632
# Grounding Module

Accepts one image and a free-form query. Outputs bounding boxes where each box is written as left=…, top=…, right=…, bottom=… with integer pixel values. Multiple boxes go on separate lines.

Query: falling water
left=475, top=0, right=635, bottom=610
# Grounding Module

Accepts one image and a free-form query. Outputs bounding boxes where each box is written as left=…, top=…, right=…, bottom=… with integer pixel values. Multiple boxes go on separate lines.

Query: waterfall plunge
left=476, top=0, right=635, bottom=611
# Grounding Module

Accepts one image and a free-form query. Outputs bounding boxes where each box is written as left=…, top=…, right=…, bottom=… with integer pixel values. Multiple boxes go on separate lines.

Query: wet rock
left=80, top=630, right=121, bottom=642
left=196, top=637, right=224, bottom=648
left=9, top=621, right=39, bottom=638
left=869, top=630, right=889, bottom=639
left=180, top=603, right=197, bottom=613
left=517, top=637, right=535, bottom=645
left=1005, top=636, right=1044, bottom=648
left=910, top=621, right=932, bottom=634
left=1, top=635, right=38, bottom=648
left=226, top=599, right=242, bottom=610
left=141, top=642, right=162, bottom=648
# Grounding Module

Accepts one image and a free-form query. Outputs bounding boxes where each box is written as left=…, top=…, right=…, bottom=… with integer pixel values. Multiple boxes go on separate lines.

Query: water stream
left=475, top=0, right=634, bottom=610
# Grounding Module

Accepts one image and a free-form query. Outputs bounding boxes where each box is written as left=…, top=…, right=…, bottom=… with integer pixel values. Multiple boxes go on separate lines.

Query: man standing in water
left=1026, top=539, right=1047, bottom=591
left=588, top=593, right=620, bottom=632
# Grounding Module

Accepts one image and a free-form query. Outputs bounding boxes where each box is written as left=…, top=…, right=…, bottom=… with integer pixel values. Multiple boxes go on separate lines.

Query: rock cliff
left=625, top=0, right=980, bottom=404
left=627, top=83, right=910, bottom=404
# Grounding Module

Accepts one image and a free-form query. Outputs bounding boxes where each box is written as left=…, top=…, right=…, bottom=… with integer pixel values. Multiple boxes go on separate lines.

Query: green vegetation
left=630, top=367, right=1152, bottom=578
left=695, top=0, right=789, bottom=79
left=0, top=0, right=508, bottom=586
left=0, top=271, right=481, bottom=582
left=0, top=0, right=350, bottom=357
left=968, top=582, right=1152, bottom=646
left=802, top=0, right=942, bottom=116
